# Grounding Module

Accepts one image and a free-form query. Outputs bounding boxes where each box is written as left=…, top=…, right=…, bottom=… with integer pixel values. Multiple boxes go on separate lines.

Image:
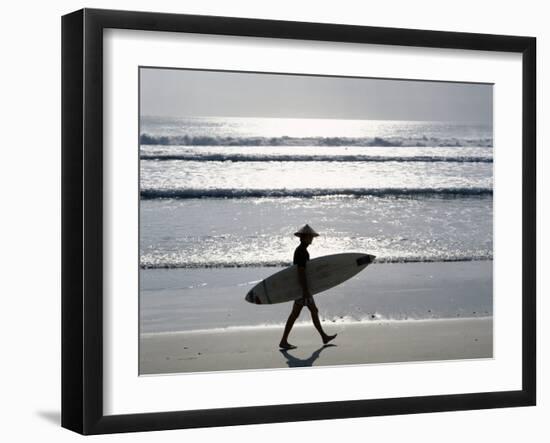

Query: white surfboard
left=245, top=253, right=375, bottom=305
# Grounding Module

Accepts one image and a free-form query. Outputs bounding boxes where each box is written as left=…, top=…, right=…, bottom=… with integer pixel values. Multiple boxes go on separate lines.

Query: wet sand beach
left=140, top=317, right=492, bottom=375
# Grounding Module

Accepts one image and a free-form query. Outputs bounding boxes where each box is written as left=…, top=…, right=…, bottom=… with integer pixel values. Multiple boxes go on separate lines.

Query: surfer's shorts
left=295, top=297, right=315, bottom=308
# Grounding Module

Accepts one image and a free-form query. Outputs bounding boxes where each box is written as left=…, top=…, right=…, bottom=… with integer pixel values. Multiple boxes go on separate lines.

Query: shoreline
left=140, top=315, right=492, bottom=337
left=140, top=257, right=493, bottom=270
left=140, top=261, right=493, bottom=334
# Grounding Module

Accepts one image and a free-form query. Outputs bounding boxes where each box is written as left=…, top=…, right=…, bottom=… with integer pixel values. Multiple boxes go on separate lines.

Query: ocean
left=139, top=116, right=493, bottom=334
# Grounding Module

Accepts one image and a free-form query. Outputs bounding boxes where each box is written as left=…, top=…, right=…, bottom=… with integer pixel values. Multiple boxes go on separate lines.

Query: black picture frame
left=62, top=8, right=536, bottom=435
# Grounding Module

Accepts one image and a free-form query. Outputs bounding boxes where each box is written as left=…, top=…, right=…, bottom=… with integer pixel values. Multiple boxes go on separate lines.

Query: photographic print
left=138, top=67, right=493, bottom=375
left=62, top=10, right=535, bottom=433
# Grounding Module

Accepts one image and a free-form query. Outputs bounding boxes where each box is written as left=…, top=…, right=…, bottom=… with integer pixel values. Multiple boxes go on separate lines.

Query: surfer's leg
left=307, top=300, right=337, bottom=344
left=280, top=302, right=302, bottom=349
left=307, top=301, right=325, bottom=337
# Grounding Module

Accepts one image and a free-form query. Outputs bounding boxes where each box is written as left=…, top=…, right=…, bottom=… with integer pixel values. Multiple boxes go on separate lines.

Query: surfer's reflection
left=279, top=344, right=336, bottom=368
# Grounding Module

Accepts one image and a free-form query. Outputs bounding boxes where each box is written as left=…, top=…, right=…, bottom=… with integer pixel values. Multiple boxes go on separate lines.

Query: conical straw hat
left=294, top=224, right=320, bottom=237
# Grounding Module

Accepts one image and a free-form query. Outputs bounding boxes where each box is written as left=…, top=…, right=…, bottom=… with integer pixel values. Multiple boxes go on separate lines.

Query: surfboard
left=245, top=252, right=375, bottom=305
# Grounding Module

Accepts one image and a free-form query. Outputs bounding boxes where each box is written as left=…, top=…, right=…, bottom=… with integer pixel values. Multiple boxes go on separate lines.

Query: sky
left=140, top=67, right=493, bottom=124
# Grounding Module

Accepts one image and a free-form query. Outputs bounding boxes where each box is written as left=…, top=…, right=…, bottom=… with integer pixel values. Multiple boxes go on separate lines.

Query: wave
left=140, top=187, right=493, bottom=200
left=139, top=255, right=493, bottom=269
left=140, top=134, right=493, bottom=148
left=140, top=153, right=493, bottom=163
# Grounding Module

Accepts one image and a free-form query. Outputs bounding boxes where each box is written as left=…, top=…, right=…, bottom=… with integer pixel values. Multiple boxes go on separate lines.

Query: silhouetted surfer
left=279, top=225, right=337, bottom=350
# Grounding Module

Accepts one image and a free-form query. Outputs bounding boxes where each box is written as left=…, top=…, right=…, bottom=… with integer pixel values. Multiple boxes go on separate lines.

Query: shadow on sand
left=279, top=344, right=337, bottom=368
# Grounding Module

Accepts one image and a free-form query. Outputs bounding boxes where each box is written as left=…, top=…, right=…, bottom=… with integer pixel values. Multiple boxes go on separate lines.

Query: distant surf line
left=140, top=187, right=494, bottom=200
left=140, top=154, right=493, bottom=163
left=140, top=134, right=493, bottom=148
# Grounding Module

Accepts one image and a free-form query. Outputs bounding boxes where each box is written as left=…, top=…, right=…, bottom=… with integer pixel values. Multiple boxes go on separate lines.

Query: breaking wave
left=140, top=187, right=493, bottom=200
left=140, top=134, right=493, bottom=148
left=140, top=153, right=493, bottom=163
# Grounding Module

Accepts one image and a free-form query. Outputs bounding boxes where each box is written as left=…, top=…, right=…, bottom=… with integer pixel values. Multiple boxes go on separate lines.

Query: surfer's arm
left=297, top=266, right=311, bottom=298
